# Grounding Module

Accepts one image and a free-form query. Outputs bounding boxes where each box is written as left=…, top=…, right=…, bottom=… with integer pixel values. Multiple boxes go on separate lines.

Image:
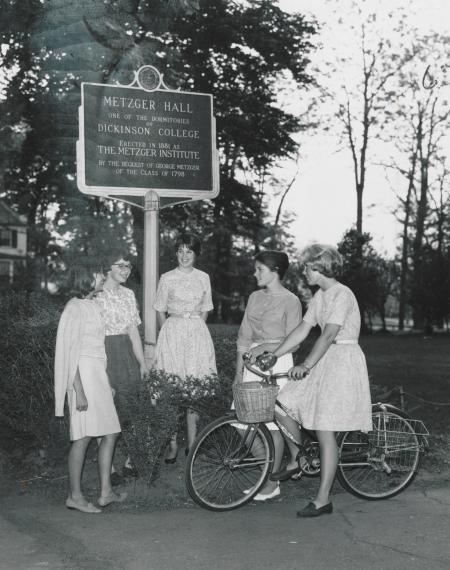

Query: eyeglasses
left=113, top=263, right=132, bottom=270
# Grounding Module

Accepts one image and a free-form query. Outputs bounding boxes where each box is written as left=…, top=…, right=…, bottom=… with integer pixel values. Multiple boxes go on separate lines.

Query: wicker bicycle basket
left=232, top=381, right=279, bottom=423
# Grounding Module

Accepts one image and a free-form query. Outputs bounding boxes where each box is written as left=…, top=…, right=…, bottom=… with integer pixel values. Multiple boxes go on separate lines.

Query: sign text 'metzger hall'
left=79, top=82, right=214, bottom=193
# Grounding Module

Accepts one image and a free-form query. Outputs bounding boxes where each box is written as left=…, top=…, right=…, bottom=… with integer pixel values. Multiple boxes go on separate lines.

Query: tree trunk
left=398, top=143, right=418, bottom=330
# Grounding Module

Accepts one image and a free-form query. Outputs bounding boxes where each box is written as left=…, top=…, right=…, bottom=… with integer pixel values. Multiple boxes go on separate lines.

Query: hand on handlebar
left=288, top=363, right=310, bottom=381
left=255, top=352, right=278, bottom=372
left=247, top=344, right=272, bottom=364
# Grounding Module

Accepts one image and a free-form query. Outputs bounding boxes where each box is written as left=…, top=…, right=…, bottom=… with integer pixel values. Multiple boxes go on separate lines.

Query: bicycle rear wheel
left=185, top=414, right=274, bottom=511
left=337, top=408, right=421, bottom=500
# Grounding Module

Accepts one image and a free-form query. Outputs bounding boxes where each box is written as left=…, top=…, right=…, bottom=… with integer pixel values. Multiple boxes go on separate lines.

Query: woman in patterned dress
left=55, top=265, right=126, bottom=513
left=236, top=250, right=302, bottom=500
left=95, top=254, right=148, bottom=478
left=154, top=233, right=216, bottom=462
left=258, top=244, right=372, bottom=517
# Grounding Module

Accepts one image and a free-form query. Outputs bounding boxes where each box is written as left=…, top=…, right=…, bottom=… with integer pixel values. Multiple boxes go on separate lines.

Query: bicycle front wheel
left=185, top=414, right=274, bottom=511
left=337, top=408, right=421, bottom=500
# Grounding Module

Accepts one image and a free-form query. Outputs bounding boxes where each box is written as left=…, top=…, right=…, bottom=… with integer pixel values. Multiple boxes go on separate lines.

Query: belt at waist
left=332, top=339, right=358, bottom=345
left=169, top=312, right=201, bottom=319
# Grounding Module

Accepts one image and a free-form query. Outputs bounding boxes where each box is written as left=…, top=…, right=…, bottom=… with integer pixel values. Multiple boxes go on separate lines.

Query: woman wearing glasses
left=154, top=233, right=217, bottom=462
left=95, top=253, right=148, bottom=478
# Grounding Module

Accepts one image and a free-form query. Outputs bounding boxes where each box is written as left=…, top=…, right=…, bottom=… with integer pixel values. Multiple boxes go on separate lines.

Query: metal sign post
left=76, top=65, right=219, bottom=367
left=143, top=190, right=159, bottom=363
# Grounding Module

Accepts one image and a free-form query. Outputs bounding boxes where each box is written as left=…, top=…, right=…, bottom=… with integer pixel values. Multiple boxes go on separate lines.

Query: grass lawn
left=360, top=333, right=450, bottom=432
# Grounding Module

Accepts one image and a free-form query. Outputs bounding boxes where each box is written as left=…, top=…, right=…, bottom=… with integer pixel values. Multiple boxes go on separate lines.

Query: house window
left=0, top=260, right=11, bottom=283
left=0, top=229, right=17, bottom=247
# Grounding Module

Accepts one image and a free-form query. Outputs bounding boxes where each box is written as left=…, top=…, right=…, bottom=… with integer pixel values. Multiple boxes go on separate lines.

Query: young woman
left=94, top=253, right=148, bottom=478
left=54, top=265, right=126, bottom=513
left=236, top=250, right=302, bottom=500
left=154, top=233, right=217, bottom=462
left=257, top=244, right=372, bottom=517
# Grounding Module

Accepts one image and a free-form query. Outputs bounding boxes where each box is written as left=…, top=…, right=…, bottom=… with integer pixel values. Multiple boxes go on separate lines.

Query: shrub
left=0, top=295, right=238, bottom=481
left=0, top=292, right=64, bottom=451
left=122, top=359, right=234, bottom=486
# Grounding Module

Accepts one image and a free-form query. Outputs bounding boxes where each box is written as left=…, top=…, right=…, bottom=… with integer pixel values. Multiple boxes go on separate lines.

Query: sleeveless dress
left=154, top=268, right=217, bottom=379
left=278, top=283, right=372, bottom=432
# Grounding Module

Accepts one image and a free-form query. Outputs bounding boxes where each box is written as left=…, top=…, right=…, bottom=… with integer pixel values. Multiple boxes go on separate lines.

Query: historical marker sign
left=76, top=66, right=220, bottom=364
left=77, top=79, right=219, bottom=200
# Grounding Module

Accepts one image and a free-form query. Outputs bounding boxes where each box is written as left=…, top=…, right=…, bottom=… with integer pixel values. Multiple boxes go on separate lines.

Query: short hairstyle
left=300, top=244, right=343, bottom=278
left=255, top=250, right=290, bottom=280
left=175, top=232, right=201, bottom=257
left=65, top=262, right=102, bottom=298
left=102, top=251, right=133, bottom=272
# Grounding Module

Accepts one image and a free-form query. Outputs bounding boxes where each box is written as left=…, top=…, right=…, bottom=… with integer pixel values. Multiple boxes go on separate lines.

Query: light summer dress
left=236, top=288, right=302, bottom=430
left=278, top=283, right=372, bottom=432
left=54, top=298, right=121, bottom=441
left=154, top=268, right=217, bottom=379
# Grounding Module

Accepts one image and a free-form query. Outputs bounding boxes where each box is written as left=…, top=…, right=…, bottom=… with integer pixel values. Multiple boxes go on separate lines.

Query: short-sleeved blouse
left=303, top=283, right=360, bottom=340
left=154, top=268, right=213, bottom=314
left=237, top=289, right=302, bottom=352
left=94, top=286, right=141, bottom=336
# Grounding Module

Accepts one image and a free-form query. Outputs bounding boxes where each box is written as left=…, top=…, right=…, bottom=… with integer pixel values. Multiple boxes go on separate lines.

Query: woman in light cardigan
left=55, top=265, right=126, bottom=513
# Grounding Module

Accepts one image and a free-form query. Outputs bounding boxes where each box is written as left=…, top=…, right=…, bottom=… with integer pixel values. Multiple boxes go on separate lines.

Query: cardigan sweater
left=54, top=298, right=88, bottom=417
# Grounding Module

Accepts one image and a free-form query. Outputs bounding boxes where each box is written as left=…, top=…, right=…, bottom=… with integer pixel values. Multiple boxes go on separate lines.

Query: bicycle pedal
left=291, top=471, right=303, bottom=481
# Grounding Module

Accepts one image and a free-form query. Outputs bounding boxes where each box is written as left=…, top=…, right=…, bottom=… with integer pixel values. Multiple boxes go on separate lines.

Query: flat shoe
left=253, top=484, right=281, bottom=502
left=66, top=498, right=101, bottom=514
left=98, top=492, right=127, bottom=507
left=270, top=465, right=302, bottom=482
left=296, top=501, right=333, bottom=517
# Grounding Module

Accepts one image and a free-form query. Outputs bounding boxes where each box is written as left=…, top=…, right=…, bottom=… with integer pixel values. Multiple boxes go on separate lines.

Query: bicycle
left=185, top=355, right=429, bottom=512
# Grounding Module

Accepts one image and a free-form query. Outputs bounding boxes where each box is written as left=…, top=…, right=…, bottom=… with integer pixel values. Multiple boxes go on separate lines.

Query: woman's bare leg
left=274, top=410, right=302, bottom=469
left=98, top=433, right=120, bottom=499
left=258, top=430, right=284, bottom=494
left=313, top=430, right=338, bottom=507
left=166, top=434, right=178, bottom=460
left=186, top=409, right=199, bottom=450
left=68, top=437, right=91, bottom=503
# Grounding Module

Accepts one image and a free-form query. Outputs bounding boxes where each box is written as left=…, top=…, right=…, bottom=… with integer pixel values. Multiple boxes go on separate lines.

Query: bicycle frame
left=240, top=356, right=426, bottom=470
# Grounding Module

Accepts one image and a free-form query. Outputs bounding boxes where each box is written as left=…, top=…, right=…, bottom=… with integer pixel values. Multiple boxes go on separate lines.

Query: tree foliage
left=0, top=0, right=317, bottom=321
left=338, top=229, right=396, bottom=331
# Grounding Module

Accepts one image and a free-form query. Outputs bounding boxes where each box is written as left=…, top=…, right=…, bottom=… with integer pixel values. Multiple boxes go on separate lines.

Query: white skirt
left=68, top=356, right=121, bottom=441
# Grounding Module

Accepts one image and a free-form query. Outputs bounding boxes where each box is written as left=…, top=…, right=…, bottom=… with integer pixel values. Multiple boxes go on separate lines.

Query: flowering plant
left=144, top=368, right=221, bottom=406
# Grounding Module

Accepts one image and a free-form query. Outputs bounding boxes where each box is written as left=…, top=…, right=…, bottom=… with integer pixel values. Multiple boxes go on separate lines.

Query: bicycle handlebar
left=242, top=352, right=310, bottom=382
left=242, top=352, right=288, bottom=382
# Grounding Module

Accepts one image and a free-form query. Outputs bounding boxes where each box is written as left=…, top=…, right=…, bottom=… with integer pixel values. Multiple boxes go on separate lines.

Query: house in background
left=0, top=200, right=27, bottom=287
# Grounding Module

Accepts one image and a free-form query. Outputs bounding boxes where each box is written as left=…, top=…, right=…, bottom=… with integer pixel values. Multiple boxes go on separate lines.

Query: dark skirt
left=105, top=334, right=141, bottom=424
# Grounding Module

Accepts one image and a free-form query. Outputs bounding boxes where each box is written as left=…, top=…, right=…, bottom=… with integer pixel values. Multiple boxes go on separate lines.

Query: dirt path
left=1, top=469, right=449, bottom=570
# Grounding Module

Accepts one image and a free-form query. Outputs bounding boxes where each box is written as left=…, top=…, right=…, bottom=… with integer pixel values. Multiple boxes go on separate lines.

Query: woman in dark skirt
left=95, top=253, right=148, bottom=478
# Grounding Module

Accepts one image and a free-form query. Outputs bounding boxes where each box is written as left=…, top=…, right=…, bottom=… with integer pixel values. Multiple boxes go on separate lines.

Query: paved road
left=0, top=482, right=449, bottom=570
